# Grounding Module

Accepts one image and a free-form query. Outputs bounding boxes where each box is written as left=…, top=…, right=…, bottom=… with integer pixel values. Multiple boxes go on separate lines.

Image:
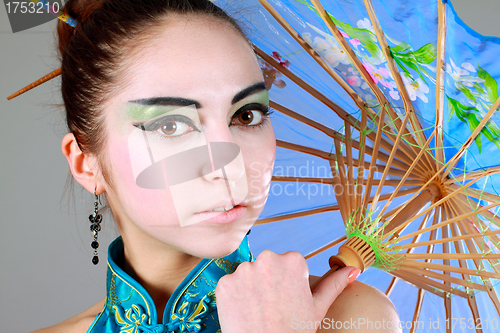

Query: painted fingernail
left=348, top=268, right=361, bottom=284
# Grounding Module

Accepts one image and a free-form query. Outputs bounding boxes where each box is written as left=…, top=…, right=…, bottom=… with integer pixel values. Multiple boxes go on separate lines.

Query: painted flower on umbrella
left=361, top=60, right=400, bottom=101
left=259, top=51, right=290, bottom=90
left=401, top=72, right=430, bottom=103
left=446, top=59, right=484, bottom=90
left=303, top=28, right=351, bottom=68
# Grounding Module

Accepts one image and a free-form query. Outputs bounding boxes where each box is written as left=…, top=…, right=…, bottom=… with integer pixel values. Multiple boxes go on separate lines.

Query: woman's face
left=101, top=15, right=276, bottom=258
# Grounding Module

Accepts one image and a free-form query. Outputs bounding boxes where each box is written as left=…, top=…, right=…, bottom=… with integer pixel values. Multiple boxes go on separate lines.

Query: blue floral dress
left=86, top=235, right=254, bottom=333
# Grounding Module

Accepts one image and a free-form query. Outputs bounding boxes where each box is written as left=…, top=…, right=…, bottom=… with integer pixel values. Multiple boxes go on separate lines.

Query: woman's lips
left=194, top=205, right=246, bottom=224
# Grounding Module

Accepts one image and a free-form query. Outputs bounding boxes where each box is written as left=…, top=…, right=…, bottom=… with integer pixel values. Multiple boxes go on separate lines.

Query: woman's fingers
left=312, top=266, right=361, bottom=315
left=215, top=250, right=362, bottom=332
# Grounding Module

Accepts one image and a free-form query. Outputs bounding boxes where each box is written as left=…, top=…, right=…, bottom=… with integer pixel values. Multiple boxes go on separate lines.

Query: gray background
left=1, top=1, right=500, bottom=332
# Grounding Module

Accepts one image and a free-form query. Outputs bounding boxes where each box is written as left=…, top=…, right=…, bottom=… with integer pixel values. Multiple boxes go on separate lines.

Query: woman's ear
left=61, top=133, right=105, bottom=195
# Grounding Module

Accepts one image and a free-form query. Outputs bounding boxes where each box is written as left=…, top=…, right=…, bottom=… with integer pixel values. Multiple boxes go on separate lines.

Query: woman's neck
left=120, top=232, right=203, bottom=324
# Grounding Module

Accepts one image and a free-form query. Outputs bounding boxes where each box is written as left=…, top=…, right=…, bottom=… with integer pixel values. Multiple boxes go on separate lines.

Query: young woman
left=33, top=0, right=400, bottom=332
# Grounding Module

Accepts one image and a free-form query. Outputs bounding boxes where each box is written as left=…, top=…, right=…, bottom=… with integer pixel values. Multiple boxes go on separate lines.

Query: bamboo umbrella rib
left=345, top=123, right=356, bottom=213
left=388, top=270, right=454, bottom=299
left=452, top=201, right=500, bottom=316
left=362, top=104, right=387, bottom=208
left=453, top=195, right=500, bottom=252
left=410, top=289, right=425, bottom=333
left=447, top=200, right=498, bottom=277
left=399, top=261, right=499, bottom=279
left=457, top=218, right=500, bottom=277
left=393, top=229, right=500, bottom=250
left=444, top=295, right=451, bottom=333
left=385, top=277, right=399, bottom=296
left=467, top=299, right=483, bottom=333
left=384, top=176, right=486, bottom=237
left=255, top=46, right=355, bottom=126
left=363, top=0, right=435, bottom=172
left=442, top=96, right=500, bottom=178
left=393, top=202, right=500, bottom=245
left=404, top=253, right=500, bottom=260
left=396, top=202, right=486, bottom=323
left=410, top=109, right=437, bottom=174
left=369, top=108, right=413, bottom=212
left=310, top=0, right=425, bottom=165
left=255, top=187, right=419, bottom=225
left=257, top=0, right=380, bottom=120
left=440, top=207, right=453, bottom=316
left=465, top=203, right=500, bottom=238
left=255, top=204, right=340, bottom=225
left=355, top=112, right=368, bottom=225
left=446, top=203, right=479, bottom=323
left=398, top=266, right=488, bottom=292
left=447, top=203, right=491, bottom=287
left=276, top=139, right=413, bottom=178
left=397, top=269, right=470, bottom=299
left=434, top=0, right=446, bottom=169
left=444, top=204, right=484, bottom=330
left=449, top=184, right=500, bottom=203
left=334, top=139, right=349, bottom=207
left=456, top=214, right=500, bottom=278
left=304, top=235, right=347, bottom=260
left=449, top=197, right=500, bottom=276
left=271, top=176, right=422, bottom=187
left=269, top=101, right=344, bottom=141
left=449, top=198, right=498, bottom=255
left=329, top=159, right=348, bottom=222
left=446, top=166, right=500, bottom=184
left=382, top=97, right=500, bottom=233
left=378, top=131, right=436, bottom=218
left=254, top=33, right=419, bottom=166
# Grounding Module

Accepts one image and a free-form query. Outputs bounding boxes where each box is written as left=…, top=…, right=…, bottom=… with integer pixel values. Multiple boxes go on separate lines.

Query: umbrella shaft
left=384, top=183, right=441, bottom=235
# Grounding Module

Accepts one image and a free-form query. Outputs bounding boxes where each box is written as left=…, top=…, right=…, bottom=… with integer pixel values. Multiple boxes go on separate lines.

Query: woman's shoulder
left=310, top=275, right=401, bottom=332
left=31, top=299, right=105, bottom=333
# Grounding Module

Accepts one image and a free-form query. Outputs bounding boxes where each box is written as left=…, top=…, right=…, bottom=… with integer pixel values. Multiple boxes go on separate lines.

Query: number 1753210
left=5, top=1, right=60, bottom=15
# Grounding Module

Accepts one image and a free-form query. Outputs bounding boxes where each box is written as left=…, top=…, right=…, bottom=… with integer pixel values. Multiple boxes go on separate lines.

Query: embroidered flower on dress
left=113, top=304, right=149, bottom=333
left=169, top=291, right=217, bottom=332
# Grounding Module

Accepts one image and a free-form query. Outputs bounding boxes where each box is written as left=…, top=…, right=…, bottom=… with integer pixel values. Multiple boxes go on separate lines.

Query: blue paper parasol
left=215, top=0, right=500, bottom=330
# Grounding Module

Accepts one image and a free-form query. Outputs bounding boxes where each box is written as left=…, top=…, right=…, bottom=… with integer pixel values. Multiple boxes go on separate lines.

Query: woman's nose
left=199, top=122, right=246, bottom=184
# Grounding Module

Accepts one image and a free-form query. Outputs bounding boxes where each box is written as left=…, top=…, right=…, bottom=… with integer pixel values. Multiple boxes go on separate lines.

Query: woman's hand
left=215, top=250, right=360, bottom=332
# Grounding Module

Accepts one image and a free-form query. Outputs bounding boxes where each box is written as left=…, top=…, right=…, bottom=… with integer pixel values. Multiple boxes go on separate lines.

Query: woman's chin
left=186, top=231, right=249, bottom=259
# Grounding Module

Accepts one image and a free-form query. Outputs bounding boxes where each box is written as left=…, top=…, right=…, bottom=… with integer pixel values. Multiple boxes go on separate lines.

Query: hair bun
left=56, top=0, right=107, bottom=55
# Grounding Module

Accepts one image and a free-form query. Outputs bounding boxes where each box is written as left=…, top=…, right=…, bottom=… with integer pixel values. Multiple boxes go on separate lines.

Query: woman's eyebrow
left=127, top=81, right=266, bottom=108
left=232, top=82, right=267, bottom=105
left=128, top=97, right=202, bottom=108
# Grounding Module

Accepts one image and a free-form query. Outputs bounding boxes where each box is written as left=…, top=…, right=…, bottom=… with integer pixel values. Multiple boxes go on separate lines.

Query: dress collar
left=87, top=235, right=253, bottom=333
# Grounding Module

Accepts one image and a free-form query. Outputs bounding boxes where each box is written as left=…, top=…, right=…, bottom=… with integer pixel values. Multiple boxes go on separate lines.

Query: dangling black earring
left=246, top=228, right=251, bottom=235
left=89, top=190, right=102, bottom=265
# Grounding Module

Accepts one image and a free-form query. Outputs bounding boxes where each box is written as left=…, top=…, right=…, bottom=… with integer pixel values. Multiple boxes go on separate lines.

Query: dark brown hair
left=57, top=0, right=249, bottom=185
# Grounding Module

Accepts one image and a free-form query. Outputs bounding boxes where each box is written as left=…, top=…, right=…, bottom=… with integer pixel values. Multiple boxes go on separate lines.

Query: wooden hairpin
left=7, top=68, right=62, bottom=100
left=7, top=1, right=77, bottom=100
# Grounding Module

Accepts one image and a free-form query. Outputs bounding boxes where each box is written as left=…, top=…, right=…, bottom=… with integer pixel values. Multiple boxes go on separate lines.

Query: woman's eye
left=233, top=110, right=264, bottom=126
left=135, top=115, right=199, bottom=139
left=157, top=121, right=192, bottom=137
